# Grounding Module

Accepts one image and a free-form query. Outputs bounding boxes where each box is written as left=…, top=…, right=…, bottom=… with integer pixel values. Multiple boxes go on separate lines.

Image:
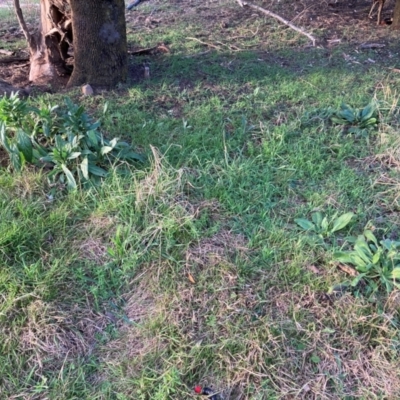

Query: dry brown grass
left=187, top=228, right=249, bottom=268
left=101, top=257, right=400, bottom=399
left=263, top=290, right=400, bottom=398
left=19, top=300, right=110, bottom=373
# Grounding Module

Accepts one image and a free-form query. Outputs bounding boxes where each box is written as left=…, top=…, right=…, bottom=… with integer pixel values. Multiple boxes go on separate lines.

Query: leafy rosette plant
left=331, top=102, right=378, bottom=137
left=295, top=211, right=354, bottom=239
left=334, top=230, right=400, bottom=294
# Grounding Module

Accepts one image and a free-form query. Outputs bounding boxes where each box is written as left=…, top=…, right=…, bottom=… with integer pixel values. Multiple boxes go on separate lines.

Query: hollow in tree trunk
left=14, top=0, right=127, bottom=88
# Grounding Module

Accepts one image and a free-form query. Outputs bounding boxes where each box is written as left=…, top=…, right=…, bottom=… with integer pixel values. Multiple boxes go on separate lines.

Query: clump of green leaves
left=331, top=102, right=378, bottom=136
left=334, top=229, right=400, bottom=295
left=295, top=211, right=354, bottom=239
left=0, top=93, right=143, bottom=190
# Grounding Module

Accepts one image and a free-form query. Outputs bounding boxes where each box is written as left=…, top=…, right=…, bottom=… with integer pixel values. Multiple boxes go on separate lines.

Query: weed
left=0, top=94, right=143, bottom=190
left=334, top=229, right=400, bottom=295
left=331, top=102, right=379, bottom=137
left=295, top=211, right=355, bottom=240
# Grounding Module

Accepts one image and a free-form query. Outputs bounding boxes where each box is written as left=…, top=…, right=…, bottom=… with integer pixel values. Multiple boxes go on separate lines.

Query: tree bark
left=28, top=0, right=71, bottom=85
left=392, top=0, right=400, bottom=29
left=68, top=0, right=127, bottom=87
left=16, top=0, right=127, bottom=88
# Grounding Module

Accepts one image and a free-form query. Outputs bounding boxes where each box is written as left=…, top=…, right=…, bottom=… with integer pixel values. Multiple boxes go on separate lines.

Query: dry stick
left=0, top=56, right=29, bottom=64
left=187, top=37, right=221, bottom=50
left=13, top=0, right=35, bottom=49
left=235, top=0, right=316, bottom=46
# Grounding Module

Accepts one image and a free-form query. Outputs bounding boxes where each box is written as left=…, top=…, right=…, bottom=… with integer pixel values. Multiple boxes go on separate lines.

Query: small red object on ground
left=194, top=385, right=219, bottom=399
left=194, top=386, right=203, bottom=394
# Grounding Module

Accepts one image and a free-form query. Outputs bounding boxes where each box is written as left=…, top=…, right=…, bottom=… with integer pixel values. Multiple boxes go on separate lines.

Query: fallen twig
left=0, top=49, right=14, bottom=56
left=234, top=0, right=316, bottom=46
left=359, top=43, right=385, bottom=49
left=0, top=56, right=29, bottom=63
left=187, top=37, right=221, bottom=50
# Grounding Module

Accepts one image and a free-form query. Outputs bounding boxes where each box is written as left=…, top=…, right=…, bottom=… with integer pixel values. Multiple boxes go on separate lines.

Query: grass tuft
left=2, top=1, right=400, bottom=398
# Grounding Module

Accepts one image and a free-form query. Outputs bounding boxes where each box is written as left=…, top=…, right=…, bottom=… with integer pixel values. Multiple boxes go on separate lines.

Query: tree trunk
left=15, top=0, right=127, bottom=88
left=21, top=0, right=71, bottom=85
left=68, top=0, right=127, bottom=87
left=392, top=0, right=400, bottom=29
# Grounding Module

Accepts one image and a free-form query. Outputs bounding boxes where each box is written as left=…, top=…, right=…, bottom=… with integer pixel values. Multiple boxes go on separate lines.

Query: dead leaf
left=307, top=265, right=321, bottom=275
left=188, top=273, right=196, bottom=284
left=337, top=263, right=357, bottom=277
left=157, top=44, right=170, bottom=53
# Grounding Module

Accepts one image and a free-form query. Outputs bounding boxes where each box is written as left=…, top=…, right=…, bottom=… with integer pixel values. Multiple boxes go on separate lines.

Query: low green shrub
left=0, top=93, right=143, bottom=190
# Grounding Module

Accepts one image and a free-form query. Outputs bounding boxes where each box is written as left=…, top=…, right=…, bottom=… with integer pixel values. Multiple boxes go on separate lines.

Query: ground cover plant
left=1, top=0, right=400, bottom=399
left=0, top=93, right=143, bottom=190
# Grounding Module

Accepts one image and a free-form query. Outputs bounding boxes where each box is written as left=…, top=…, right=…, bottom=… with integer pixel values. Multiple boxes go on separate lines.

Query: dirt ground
left=0, top=0, right=398, bottom=90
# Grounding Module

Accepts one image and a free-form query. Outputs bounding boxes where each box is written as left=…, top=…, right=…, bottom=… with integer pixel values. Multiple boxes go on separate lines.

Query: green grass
left=2, top=1, right=400, bottom=399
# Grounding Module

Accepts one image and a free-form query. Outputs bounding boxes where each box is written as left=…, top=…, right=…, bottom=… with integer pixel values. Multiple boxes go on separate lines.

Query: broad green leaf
left=331, top=212, right=354, bottom=233
left=362, top=118, right=377, bottom=126
left=333, top=251, right=355, bottom=264
left=331, top=116, right=348, bottom=125
left=88, top=121, right=100, bottom=131
left=61, top=163, right=77, bottom=191
left=16, top=130, right=33, bottom=163
left=115, top=141, right=129, bottom=148
left=294, top=218, right=315, bottom=231
left=40, top=154, right=55, bottom=163
left=339, top=108, right=355, bottom=123
left=364, top=230, right=378, bottom=246
left=321, top=216, right=329, bottom=232
left=0, top=122, right=11, bottom=152
left=88, top=164, right=107, bottom=177
left=67, top=152, right=81, bottom=160
left=372, top=251, right=381, bottom=265
left=32, top=140, right=48, bottom=157
left=334, top=250, right=368, bottom=271
left=55, top=134, right=65, bottom=149
left=354, top=243, right=372, bottom=264
left=340, top=103, right=352, bottom=111
left=80, top=157, right=89, bottom=180
left=87, top=130, right=98, bottom=147
left=351, top=256, right=369, bottom=271
left=380, top=239, right=393, bottom=251
left=118, top=150, right=145, bottom=162
left=351, top=274, right=365, bottom=287
left=9, top=150, right=22, bottom=171
left=312, top=212, right=323, bottom=227
left=360, top=103, right=375, bottom=122
left=391, top=268, right=400, bottom=279
left=355, top=235, right=373, bottom=253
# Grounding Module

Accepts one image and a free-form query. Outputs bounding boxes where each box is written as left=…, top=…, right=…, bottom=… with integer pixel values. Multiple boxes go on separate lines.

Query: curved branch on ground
left=235, top=0, right=317, bottom=46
